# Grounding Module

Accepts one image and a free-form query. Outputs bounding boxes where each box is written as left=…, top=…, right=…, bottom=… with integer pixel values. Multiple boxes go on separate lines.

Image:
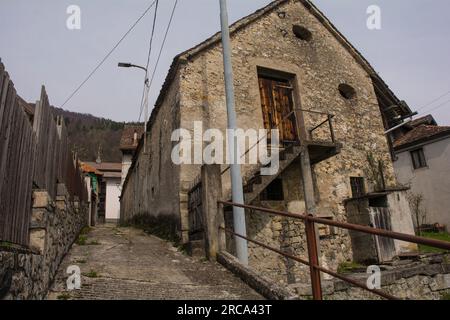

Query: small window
left=350, top=177, right=365, bottom=198
left=292, top=25, right=312, bottom=41
left=338, top=83, right=356, bottom=100
left=410, top=148, right=427, bottom=169
left=260, top=179, right=284, bottom=201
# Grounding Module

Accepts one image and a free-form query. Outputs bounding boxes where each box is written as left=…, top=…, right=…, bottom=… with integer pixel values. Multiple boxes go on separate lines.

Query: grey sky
left=0, top=0, right=449, bottom=125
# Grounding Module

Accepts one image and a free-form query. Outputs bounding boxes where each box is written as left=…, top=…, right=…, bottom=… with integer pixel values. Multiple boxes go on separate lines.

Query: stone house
left=120, top=0, right=418, bottom=282
left=393, top=115, right=450, bottom=231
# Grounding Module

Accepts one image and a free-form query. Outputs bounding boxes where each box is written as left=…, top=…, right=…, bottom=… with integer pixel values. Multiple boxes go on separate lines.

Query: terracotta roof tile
left=84, top=161, right=122, bottom=172
left=394, top=125, right=450, bottom=149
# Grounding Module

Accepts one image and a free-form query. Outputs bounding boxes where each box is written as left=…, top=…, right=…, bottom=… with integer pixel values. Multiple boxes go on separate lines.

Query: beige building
left=121, top=0, right=417, bottom=282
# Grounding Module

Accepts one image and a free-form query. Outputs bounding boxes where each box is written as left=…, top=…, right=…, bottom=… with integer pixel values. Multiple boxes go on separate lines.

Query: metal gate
left=187, top=179, right=203, bottom=240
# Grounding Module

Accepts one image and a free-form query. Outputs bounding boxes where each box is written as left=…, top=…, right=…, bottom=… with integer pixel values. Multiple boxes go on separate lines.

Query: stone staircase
left=225, top=141, right=342, bottom=205
left=242, top=144, right=302, bottom=204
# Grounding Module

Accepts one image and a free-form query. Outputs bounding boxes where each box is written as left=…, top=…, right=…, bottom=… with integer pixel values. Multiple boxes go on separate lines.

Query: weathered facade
left=120, top=0, right=417, bottom=284
left=393, top=115, right=450, bottom=231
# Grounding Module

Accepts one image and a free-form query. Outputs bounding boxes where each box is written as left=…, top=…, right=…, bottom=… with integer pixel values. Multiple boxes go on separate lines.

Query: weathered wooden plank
left=12, top=105, right=27, bottom=244
left=0, top=82, right=16, bottom=242
left=2, top=88, right=19, bottom=242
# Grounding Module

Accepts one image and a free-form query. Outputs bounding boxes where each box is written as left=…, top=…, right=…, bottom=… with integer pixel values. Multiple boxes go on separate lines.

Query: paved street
left=47, top=224, right=262, bottom=300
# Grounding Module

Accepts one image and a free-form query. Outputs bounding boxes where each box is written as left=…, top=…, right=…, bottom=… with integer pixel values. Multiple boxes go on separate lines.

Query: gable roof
left=153, top=0, right=409, bottom=116
left=124, top=0, right=413, bottom=196
left=407, top=114, right=437, bottom=128
left=120, top=125, right=144, bottom=151
left=393, top=124, right=450, bottom=151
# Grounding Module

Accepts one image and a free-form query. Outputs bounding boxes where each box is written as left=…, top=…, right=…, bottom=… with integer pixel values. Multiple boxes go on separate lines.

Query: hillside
left=50, top=107, right=142, bottom=163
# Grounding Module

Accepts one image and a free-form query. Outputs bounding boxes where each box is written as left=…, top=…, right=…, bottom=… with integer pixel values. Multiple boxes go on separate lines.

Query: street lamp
left=118, top=62, right=147, bottom=73
left=118, top=62, right=149, bottom=152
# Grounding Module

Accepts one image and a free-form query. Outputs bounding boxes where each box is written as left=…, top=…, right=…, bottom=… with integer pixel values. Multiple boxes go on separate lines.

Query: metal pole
left=219, top=0, right=248, bottom=265
left=143, top=78, right=149, bottom=153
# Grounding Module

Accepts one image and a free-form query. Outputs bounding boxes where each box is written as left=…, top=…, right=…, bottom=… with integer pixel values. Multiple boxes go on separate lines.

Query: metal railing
left=295, top=108, right=336, bottom=143
left=218, top=200, right=450, bottom=300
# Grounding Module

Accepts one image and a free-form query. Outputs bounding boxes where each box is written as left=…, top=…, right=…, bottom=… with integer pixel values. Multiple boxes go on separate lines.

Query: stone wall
left=0, top=185, right=88, bottom=300
left=120, top=69, right=183, bottom=240
left=121, top=0, right=415, bottom=276
left=177, top=0, right=404, bottom=278
left=291, top=254, right=450, bottom=300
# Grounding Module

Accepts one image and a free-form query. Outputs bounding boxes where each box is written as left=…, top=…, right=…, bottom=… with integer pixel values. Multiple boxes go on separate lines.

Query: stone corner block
left=29, top=229, right=46, bottom=254
left=33, top=190, right=51, bottom=208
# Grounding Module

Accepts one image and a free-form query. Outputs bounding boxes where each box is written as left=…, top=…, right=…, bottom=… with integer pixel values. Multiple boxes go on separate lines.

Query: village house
left=393, top=115, right=450, bottom=232
left=120, top=125, right=144, bottom=186
left=85, top=160, right=122, bottom=223
left=120, top=0, right=418, bottom=283
left=80, top=162, right=103, bottom=226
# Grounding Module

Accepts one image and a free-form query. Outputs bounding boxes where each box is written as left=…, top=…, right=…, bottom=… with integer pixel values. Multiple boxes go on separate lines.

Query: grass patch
left=126, top=214, right=181, bottom=245
left=84, top=270, right=98, bottom=278
left=76, top=235, right=87, bottom=246
left=57, top=293, right=71, bottom=300
left=418, top=232, right=450, bottom=254
left=75, top=259, right=87, bottom=264
left=337, top=261, right=365, bottom=274
left=88, top=240, right=100, bottom=245
left=80, top=226, right=92, bottom=235
left=0, top=241, right=13, bottom=248
left=441, top=292, right=450, bottom=300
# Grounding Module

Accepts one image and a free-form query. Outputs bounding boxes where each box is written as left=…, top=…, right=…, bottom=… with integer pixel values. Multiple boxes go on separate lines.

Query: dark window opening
left=260, top=179, right=284, bottom=201
left=350, top=177, right=366, bottom=198
left=338, top=83, right=356, bottom=100
left=369, top=195, right=388, bottom=208
left=292, top=25, right=312, bottom=41
left=410, top=148, right=427, bottom=169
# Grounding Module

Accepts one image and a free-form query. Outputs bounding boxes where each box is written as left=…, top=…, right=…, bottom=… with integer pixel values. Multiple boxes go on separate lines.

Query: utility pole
left=219, top=0, right=248, bottom=265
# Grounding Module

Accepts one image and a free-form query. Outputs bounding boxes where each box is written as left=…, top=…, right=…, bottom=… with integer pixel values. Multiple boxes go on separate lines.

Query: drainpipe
left=219, top=0, right=248, bottom=265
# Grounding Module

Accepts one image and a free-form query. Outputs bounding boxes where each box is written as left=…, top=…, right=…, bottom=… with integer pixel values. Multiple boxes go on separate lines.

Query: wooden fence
left=0, top=60, right=87, bottom=246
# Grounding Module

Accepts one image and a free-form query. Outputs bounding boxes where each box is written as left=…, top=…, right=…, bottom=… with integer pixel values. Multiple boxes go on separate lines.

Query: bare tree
left=408, top=193, right=427, bottom=235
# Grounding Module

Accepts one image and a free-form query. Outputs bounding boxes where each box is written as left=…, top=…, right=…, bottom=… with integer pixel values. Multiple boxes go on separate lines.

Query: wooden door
left=258, top=76, right=297, bottom=142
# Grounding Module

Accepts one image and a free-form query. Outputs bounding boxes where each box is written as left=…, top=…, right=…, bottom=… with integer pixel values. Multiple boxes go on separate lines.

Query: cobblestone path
left=47, top=224, right=262, bottom=300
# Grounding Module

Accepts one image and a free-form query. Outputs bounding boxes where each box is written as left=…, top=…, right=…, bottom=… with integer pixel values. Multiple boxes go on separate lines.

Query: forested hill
left=51, top=107, right=140, bottom=163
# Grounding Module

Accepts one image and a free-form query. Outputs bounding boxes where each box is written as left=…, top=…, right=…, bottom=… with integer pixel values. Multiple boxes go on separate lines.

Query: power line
left=416, top=89, right=450, bottom=112
left=139, top=0, right=178, bottom=122
left=422, top=96, right=450, bottom=114
left=61, top=0, right=158, bottom=108
left=148, top=0, right=179, bottom=92
left=138, top=0, right=160, bottom=122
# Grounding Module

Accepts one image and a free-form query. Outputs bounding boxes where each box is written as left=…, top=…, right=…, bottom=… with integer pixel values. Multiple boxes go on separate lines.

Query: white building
left=393, top=115, right=450, bottom=231
left=85, top=161, right=122, bottom=223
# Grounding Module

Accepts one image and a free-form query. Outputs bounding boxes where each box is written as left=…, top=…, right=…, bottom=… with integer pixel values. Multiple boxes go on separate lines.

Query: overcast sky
left=0, top=0, right=449, bottom=125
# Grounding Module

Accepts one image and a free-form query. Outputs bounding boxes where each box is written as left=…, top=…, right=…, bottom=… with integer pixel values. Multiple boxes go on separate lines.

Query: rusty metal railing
left=218, top=200, right=450, bottom=300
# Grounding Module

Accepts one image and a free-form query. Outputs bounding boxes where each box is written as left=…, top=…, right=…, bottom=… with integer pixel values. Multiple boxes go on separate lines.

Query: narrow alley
left=47, top=225, right=262, bottom=300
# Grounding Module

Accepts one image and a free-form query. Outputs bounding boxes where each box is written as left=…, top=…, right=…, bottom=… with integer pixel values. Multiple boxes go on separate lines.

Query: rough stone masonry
left=120, top=0, right=417, bottom=288
left=0, top=185, right=88, bottom=299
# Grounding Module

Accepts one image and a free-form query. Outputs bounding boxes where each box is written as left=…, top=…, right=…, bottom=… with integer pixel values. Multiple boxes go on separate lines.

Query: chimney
left=96, top=145, right=102, bottom=164
left=133, top=130, right=138, bottom=146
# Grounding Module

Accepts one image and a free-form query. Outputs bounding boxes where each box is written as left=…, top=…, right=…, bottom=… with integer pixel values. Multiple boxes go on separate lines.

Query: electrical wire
left=138, top=0, right=178, bottom=122
left=61, top=0, right=158, bottom=108
left=416, top=89, right=450, bottom=112
left=138, top=0, right=160, bottom=122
